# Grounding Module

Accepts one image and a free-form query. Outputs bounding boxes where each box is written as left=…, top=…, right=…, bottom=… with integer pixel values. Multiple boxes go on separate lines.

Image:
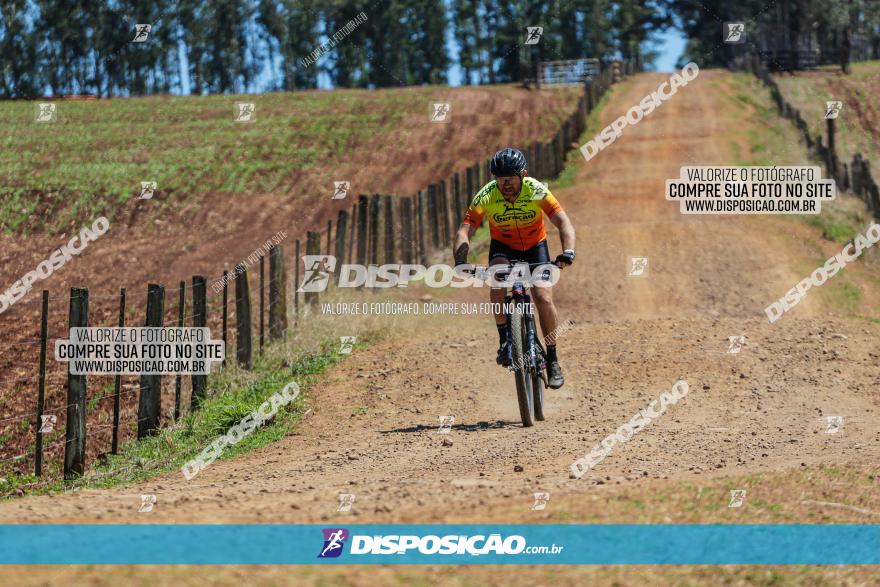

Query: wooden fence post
left=111, top=287, right=125, bottom=453
left=383, top=195, right=396, bottom=263
left=356, top=195, right=369, bottom=265
left=851, top=154, right=863, bottom=197
left=191, top=276, right=207, bottom=409
left=221, top=271, right=228, bottom=367
left=417, top=190, right=429, bottom=265
left=439, top=179, right=451, bottom=245
left=348, top=204, right=357, bottom=264
left=428, top=183, right=439, bottom=249
left=259, top=254, right=265, bottom=352
left=335, top=209, right=348, bottom=275
left=306, top=231, right=322, bottom=302
left=827, top=117, right=837, bottom=180
left=174, top=281, right=184, bottom=420
left=369, top=194, right=381, bottom=265
left=137, top=283, right=164, bottom=439
left=401, top=197, right=415, bottom=264
left=34, top=290, right=49, bottom=476
left=268, top=244, right=288, bottom=340
left=452, top=172, right=462, bottom=224
left=235, top=265, right=253, bottom=368
left=293, top=241, right=300, bottom=323
left=326, top=219, right=332, bottom=255
left=63, top=287, right=88, bottom=479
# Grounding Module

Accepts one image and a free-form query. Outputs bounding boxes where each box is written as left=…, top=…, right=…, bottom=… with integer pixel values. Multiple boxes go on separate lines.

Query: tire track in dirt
left=1, top=71, right=878, bottom=549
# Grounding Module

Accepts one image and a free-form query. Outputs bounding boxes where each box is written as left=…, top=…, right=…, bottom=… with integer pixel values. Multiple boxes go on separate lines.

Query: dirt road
left=3, top=71, right=879, bottom=585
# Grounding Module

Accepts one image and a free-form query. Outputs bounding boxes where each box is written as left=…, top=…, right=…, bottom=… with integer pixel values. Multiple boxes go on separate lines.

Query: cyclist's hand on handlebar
left=555, top=249, right=575, bottom=267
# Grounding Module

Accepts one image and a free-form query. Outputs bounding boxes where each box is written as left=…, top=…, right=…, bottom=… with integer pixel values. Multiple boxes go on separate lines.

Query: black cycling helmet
left=490, top=147, right=527, bottom=178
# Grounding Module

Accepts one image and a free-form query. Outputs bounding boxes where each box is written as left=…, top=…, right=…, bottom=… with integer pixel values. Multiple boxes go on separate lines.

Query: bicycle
left=491, top=261, right=559, bottom=427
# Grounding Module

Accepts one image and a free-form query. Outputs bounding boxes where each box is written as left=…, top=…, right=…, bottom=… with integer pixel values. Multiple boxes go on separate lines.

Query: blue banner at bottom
left=1, top=524, right=878, bottom=565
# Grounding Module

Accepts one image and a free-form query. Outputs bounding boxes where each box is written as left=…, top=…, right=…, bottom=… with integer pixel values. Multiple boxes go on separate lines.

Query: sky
left=650, top=27, right=688, bottom=72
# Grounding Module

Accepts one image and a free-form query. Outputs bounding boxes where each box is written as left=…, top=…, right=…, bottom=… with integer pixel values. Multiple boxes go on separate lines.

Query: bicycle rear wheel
left=509, top=302, right=534, bottom=427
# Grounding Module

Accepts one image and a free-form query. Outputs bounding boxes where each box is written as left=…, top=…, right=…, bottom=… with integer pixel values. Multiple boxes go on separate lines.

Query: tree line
left=0, top=0, right=666, bottom=97
left=664, top=0, right=880, bottom=72
left=5, top=1, right=875, bottom=98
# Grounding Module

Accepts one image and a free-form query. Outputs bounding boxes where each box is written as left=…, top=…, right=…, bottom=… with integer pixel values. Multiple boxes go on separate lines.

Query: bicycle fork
left=504, top=291, right=545, bottom=376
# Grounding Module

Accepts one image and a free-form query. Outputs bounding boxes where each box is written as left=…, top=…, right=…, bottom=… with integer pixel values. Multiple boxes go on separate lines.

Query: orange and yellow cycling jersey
left=462, top=177, right=563, bottom=251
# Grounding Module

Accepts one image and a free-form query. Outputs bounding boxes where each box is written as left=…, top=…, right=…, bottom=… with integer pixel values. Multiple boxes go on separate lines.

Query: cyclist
left=453, top=147, right=576, bottom=389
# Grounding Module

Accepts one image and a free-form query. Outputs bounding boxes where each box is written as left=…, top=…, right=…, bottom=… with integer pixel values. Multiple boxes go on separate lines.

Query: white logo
left=825, top=415, right=843, bottom=434
left=724, top=23, right=745, bottom=43
left=339, top=336, right=356, bottom=354
left=337, top=493, right=356, bottom=512
left=297, top=255, right=336, bottom=292
left=133, top=24, right=151, bottom=42
left=332, top=181, right=350, bottom=200
left=438, top=415, right=455, bottom=434
left=234, top=102, right=256, bottom=122
left=727, top=335, right=745, bottom=354
left=431, top=102, right=451, bottom=123
left=139, top=181, right=157, bottom=200
left=729, top=489, right=746, bottom=508
left=530, top=181, right=550, bottom=200
left=824, top=101, right=843, bottom=119
left=38, top=414, right=57, bottom=433
left=35, top=103, right=57, bottom=123
left=525, top=27, right=543, bottom=45
left=628, top=256, right=648, bottom=277
left=532, top=492, right=550, bottom=510
left=139, top=494, right=157, bottom=512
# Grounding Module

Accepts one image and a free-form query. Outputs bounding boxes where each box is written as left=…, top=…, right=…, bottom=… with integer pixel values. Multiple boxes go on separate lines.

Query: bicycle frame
left=498, top=262, right=551, bottom=380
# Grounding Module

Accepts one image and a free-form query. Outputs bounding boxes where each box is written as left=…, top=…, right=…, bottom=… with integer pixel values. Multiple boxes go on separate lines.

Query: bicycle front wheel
left=509, top=302, right=534, bottom=427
